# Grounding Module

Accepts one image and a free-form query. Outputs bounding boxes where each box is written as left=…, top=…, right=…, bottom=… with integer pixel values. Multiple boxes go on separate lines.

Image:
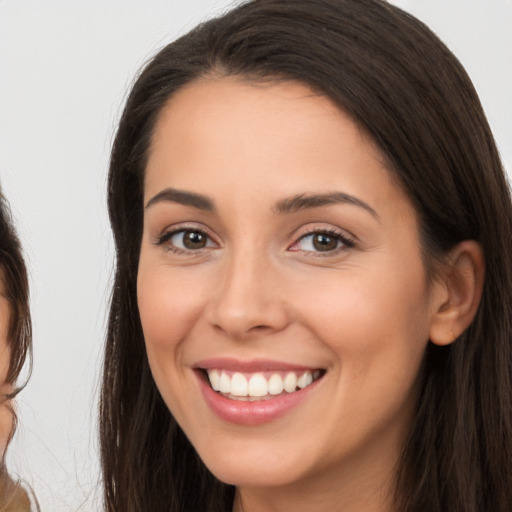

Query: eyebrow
left=274, top=192, right=379, bottom=218
left=145, top=187, right=378, bottom=219
left=145, top=188, right=215, bottom=211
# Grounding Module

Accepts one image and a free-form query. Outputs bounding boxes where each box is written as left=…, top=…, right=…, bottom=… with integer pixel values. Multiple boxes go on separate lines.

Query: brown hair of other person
left=0, top=193, right=32, bottom=510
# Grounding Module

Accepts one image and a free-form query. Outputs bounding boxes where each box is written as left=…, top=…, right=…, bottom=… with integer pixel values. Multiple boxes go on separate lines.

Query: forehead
left=145, top=77, right=411, bottom=218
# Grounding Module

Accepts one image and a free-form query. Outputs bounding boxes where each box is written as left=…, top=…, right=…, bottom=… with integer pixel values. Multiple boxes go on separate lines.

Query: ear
left=429, top=240, right=485, bottom=346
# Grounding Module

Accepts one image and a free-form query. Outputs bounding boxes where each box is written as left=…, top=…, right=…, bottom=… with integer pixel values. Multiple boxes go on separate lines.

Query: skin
left=0, top=280, right=13, bottom=458
left=137, top=78, right=480, bottom=512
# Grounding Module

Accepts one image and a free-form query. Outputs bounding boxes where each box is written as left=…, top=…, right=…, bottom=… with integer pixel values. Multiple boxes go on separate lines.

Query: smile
left=195, top=358, right=327, bottom=424
left=206, top=369, right=323, bottom=401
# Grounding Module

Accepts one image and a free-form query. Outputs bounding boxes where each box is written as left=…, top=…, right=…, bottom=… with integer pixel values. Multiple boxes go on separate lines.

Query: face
left=0, top=278, right=13, bottom=456
left=137, top=78, right=439, bottom=494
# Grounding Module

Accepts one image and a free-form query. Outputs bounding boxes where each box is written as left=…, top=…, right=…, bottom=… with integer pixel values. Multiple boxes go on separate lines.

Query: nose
left=206, top=250, right=289, bottom=340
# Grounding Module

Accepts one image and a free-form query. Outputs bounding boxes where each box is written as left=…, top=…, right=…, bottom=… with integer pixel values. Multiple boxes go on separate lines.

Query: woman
left=100, top=0, right=512, bottom=510
left=0, top=193, right=32, bottom=511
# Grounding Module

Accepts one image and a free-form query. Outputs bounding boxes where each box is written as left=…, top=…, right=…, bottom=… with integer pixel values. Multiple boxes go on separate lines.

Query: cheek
left=292, top=270, right=430, bottom=453
left=137, top=263, right=209, bottom=353
left=0, top=325, right=12, bottom=455
left=0, top=397, right=13, bottom=455
left=289, top=263, right=431, bottom=374
left=136, top=263, right=205, bottom=420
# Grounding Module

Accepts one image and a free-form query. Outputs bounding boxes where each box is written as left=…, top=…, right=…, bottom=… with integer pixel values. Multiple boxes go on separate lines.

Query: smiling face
left=137, top=78, right=440, bottom=506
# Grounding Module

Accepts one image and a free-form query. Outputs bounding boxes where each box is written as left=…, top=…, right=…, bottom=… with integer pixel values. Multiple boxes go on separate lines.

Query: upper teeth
left=206, top=369, right=320, bottom=397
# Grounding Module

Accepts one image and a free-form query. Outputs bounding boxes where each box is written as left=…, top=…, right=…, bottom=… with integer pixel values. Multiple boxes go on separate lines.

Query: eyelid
left=288, top=225, right=356, bottom=254
left=154, top=223, right=219, bottom=250
left=152, top=222, right=355, bottom=255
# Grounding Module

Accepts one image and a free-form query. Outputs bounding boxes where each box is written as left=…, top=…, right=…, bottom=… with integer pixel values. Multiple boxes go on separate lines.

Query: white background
left=0, top=1, right=510, bottom=510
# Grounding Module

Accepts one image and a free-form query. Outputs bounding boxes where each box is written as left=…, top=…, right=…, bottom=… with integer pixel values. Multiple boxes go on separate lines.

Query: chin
left=206, top=458, right=303, bottom=489
left=192, top=433, right=318, bottom=489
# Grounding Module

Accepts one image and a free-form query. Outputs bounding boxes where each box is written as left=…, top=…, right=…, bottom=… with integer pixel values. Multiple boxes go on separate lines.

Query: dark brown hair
left=0, top=191, right=32, bottom=507
left=101, top=1, right=512, bottom=510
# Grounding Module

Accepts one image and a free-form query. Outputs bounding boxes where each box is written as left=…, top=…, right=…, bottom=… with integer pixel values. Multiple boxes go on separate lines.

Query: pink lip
left=194, top=359, right=324, bottom=426
left=194, top=357, right=318, bottom=373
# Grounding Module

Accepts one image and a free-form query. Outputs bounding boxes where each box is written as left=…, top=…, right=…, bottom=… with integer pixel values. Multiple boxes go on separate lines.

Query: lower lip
left=196, top=372, right=322, bottom=425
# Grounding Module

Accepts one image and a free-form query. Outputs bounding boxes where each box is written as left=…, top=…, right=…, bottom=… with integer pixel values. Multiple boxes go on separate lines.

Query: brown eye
left=182, top=231, right=207, bottom=249
left=291, top=230, right=354, bottom=254
left=162, top=229, right=215, bottom=251
left=312, top=234, right=338, bottom=251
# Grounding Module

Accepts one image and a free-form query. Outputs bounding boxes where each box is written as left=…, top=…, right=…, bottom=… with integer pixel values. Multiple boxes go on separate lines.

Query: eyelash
left=156, top=227, right=214, bottom=254
left=155, top=227, right=355, bottom=255
left=289, top=228, right=355, bottom=255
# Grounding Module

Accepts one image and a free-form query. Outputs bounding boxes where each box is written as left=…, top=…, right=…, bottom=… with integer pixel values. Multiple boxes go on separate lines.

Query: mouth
left=200, top=368, right=326, bottom=402
left=194, top=359, right=327, bottom=425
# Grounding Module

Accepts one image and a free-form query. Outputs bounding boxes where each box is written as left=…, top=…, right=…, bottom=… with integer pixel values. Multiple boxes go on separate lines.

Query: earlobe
left=429, top=240, right=485, bottom=346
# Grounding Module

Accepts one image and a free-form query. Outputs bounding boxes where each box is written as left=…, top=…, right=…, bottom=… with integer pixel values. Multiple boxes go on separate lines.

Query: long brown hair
left=101, top=1, right=512, bottom=510
left=0, top=191, right=32, bottom=508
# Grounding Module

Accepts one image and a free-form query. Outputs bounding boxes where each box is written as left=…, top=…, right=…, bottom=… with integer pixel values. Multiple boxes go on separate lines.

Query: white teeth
left=248, top=373, right=268, bottom=397
left=231, top=372, right=248, bottom=396
left=219, top=372, right=231, bottom=394
left=206, top=369, right=321, bottom=399
left=297, top=372, right=313, bottom=389
left=268, top=373, right=284, bottom=395
left=209, top=369, right=221, bottom=391
left=283, top=372, right=297, bottom=393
